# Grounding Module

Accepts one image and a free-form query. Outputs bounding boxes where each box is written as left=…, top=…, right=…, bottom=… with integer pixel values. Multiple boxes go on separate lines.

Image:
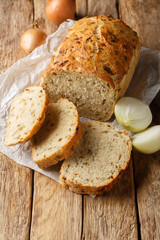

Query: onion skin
left=20, top=28, right=47, bottom=54
left=46, top=0, right=76, bottom=25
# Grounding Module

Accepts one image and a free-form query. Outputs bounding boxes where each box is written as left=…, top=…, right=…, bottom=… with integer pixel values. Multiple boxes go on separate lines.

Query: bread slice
left=31, top=99, right=82, bottom=169
left=60, top=121, right=132, bottom=195
left=5, top=86, right=48, bottom=146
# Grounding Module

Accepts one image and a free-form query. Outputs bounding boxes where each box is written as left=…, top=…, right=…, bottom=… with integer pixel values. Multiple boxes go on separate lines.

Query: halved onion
left=131, top=126, right=160, bottom=154
left=114, top=97, right=152, bottom=132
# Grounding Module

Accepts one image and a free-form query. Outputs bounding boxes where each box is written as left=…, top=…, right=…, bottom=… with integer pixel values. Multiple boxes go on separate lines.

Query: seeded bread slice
left=60, top=121, right=132, bottom=195
left=5, top=86, right=48, bottom=146
left=31, top=99, right=82, bottom=169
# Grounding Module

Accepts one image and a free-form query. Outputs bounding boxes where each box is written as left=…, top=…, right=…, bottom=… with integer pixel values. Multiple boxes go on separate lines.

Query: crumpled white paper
left=0, top=19, right=160, bottom=183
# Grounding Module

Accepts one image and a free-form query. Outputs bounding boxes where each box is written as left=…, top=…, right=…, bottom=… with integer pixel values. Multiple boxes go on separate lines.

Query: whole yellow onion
left=20, top=28, right=47, bottom=54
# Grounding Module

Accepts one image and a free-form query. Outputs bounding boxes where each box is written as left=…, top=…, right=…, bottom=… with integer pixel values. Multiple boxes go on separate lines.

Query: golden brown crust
left=42, top=15, right=140, bottom=90
left=60, top=162, right=129, bottom=195
left=31, top=102, right=82, bottom=169
left=117, top=48, right=141, bottom=99
left=60, top=155, right=130, bottom=195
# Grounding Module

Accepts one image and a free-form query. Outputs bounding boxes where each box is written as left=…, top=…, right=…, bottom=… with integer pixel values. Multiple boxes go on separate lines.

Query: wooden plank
left=34, top=0, right=58, bottom=35
left=87, top=0, right=118, bottom=18
left=0, top=156, right=33, bottom=240
left=132, top=92, right=160, bottom=240
left=76, top=0, right=118, bottom=19
left=119, top=1, right=160, bottom=238
left=0, top=0, right=33, bottom=239
left=0, top=0, right=33, bottom=72
left=31, top=1, right=82, bottom=239
left=119, top=0, right=160, bottom=50
left=31, top=2, right=82, bottom=239
left=133, top=150, right=160, bottom=240
left=30, top=172, right=82, bottom=240
left=82, top=160, right=139, bottom=239
left=76, top=0, right=88, bottom=18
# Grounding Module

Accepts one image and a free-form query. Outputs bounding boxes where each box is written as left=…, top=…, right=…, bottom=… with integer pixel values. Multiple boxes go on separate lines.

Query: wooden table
left=0, top=1, right=160, bottom=239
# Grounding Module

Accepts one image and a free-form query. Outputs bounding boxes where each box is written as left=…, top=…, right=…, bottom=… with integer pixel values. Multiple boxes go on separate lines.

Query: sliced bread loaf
left=60, top=121, right=132, bottom=195
left=5, top=86, right=48, bottom=146
left=31, top=98, right=82, bottom=168
left=41, top=15, right=140, bottom=121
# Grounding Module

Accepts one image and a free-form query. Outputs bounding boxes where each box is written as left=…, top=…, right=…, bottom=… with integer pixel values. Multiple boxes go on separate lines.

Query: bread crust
left=60, top=122, right=132, bottom=195
left=31, top=99, right=83, bottom=169
left=60, top=155, right=130, bottom=195
left=42, top=15, right=140, bottom=91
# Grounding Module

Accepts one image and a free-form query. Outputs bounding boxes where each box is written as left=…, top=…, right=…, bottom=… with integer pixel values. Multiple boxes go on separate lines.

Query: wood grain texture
left=119, top=1, right=160, bottom=238
left=82, top=160, right=138, bottom=240
left=132, top=92, right=160, bottom=240
left=30, top=171, right=82, bottom=240
left=119, top=0, right=160, bottom=50
left=76, top=0, right=118, bottom=19
left=0, top=1, right=33, bottom=239
left=133, top=150, right=160, bottom=240
left=0, top=155, right=32, bottom=240
left=0, top=0, right=33, bottom=72
left=76, top=0, right=88, bottom=18
left=34, top=0, right=58, bottom=36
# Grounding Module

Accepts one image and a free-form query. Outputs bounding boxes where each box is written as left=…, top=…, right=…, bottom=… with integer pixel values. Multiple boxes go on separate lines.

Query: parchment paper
left=0, top=19, right=160, bottom=183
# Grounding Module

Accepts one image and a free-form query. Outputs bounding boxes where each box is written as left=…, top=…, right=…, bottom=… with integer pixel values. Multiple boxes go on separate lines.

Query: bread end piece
left=5, top=86, right=48, bottom=146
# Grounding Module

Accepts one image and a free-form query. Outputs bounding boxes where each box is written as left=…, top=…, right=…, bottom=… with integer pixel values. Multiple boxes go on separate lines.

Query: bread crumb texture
left=31, top=98, right=82, bottom=169
left=5, top=86, right=48, bottom=146
left=60, top=121, right=132, bottom=195
left=41, top=15, right=140, bottom=121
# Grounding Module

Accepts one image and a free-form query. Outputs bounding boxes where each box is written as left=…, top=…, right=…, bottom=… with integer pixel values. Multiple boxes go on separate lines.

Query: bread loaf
left=31, top=98, right=82, bottom=168
left=41, top=15, right=141, bottom=121
left=5, top=86, right=48, bottom=146
left=60, top=121, right=132, bottom=195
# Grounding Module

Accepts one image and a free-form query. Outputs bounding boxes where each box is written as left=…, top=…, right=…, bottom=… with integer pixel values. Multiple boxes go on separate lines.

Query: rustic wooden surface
left=76, top=0, right=118, bottom=19
left=133, top=150, right=160, bottom=240
left=0, top=156, right=32, bottom=240
left=30, top=172, right=82, bottom=240
left=0, top=0, right=160, bottom=239
left=0, top=0, right=32, bottom=71
left=0, top=1, right=33, bottom=239
left=119, top=0, right=160, bottom=50
left=132, top=94, right=160, bottom=240
left=119, top=0, right=160, bottom=238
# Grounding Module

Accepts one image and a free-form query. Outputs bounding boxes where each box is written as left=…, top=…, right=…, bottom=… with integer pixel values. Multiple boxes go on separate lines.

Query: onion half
left=114, top=97, right=152, bottom=132
left=132, top=126, right=160, bottom=154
